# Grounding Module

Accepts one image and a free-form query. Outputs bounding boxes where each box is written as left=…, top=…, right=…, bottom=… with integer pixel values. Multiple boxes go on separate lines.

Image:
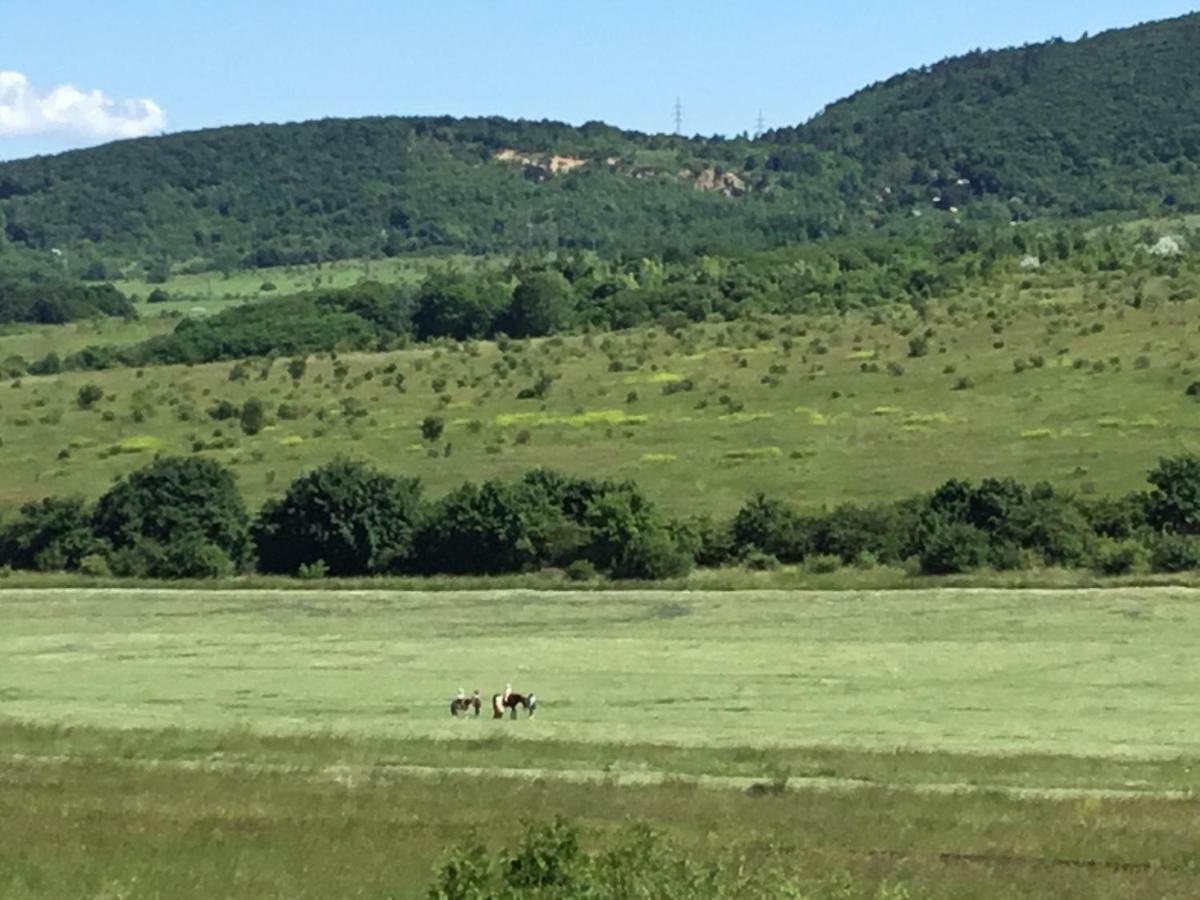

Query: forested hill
left=1, top=13, right=1199, bottom=274
left=0, top=117, right=856, bottom=270
left=772, top=12, right=1200, bottom=220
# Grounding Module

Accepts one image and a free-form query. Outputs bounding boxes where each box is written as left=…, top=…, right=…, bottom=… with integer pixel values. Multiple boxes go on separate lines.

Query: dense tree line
left=0, top=277, right=132, bottom=326
left=2, top=14, right=1199, bottom=273
left=4, top=455, right=1200, bottom=580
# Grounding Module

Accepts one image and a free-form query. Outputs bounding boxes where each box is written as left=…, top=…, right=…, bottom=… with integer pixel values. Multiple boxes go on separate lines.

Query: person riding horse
left=492, top=686, right=537, bottom=719
left=449, top=688, right=482, bottom=717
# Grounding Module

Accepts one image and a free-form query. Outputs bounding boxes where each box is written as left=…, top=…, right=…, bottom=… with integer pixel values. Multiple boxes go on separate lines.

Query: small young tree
left=240, top=397, right=266, bottom=436
left=76, top=383, right=104, bottom=409
left=420, top=415, right=445, bottom=443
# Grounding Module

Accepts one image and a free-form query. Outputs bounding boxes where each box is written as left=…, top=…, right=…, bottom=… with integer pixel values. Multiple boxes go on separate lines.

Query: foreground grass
left=3, top=260, right=1200, bottom=515
left=9, top=564, right=1200, bottom=593
left=4, top=730, right=1200, bottom=899
left=6, top=587, right=1200, bottom=896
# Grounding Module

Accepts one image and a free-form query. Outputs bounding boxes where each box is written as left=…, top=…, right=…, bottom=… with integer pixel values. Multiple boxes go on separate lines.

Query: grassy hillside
left=2, top=248, right=1197, bottom=517
left=3, top=14, right=1200, bottom=272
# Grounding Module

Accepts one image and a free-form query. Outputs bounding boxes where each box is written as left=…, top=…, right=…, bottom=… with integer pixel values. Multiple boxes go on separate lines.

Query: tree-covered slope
left=1, top=13, right=1199, bottom=273
left=773, top=13, right=1200, bottom=220
left=0, top=117, right=856, bottom=270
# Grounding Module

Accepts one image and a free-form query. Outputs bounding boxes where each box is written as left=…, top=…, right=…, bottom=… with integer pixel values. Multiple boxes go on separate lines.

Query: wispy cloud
left=0, top=70, right=165, bottom=140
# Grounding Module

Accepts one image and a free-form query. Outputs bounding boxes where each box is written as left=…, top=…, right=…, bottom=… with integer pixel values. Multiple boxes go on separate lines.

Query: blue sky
left=2, top=0, right=1197, bottom=160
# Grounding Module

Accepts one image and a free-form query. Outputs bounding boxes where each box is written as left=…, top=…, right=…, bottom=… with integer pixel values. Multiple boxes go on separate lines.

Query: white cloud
left=0, top=70, right=165, bottom=140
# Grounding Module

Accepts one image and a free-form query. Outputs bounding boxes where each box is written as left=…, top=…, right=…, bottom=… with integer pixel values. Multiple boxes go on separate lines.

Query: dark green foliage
left=502, top=270, right=574, bottom=338
left=565, top=559, right=599, bottom=582
left=239, top=397, right=266, bottom=436
left=108, top=535, right=235, bottom=579
left=1148, top=533, right=1200, bottom=573
left=412, top=272, right=509, bottom=341
left=427, top=819, right=773, bottom=898
left=730, top=494, right=807, bottom=562
left=75, top=383, right=104, bottom=409
left=1145, top=455, right=1200, bottom=534
left=420, top=415, right=445, bottom=443
left=1080, top=495, right=1148, bottom=539
left=918, top=522, right=991, bottom=574
left=0, top=117, right=851, bottom=268
left=207, top=399, right=238, bottom=421
left=93, top=457, right=251, bottom=575
left=1092, top=539, right=1149, bottom=576
left=578, top=488, right=692, bottom=579
left=687, top=514, right=738, bottom=567
left=414, top=479, right=566, bottom=575
left=14, top=455, right=1200, bottom=581
left=254, top=458, right=422, bottom=576
left=812, top=502, right=910, bottom=564
left=0, top=278, right=133, bottom=326
left=0, top=497, right=104, bottom=571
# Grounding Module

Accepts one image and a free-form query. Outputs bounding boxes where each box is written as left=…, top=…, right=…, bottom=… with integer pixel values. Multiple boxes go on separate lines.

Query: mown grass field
left=3, top=586, right=1200, bottom=897
left=2, top=261, right=1200, bottom=517
left=6, top=587, right=1200, bottom=756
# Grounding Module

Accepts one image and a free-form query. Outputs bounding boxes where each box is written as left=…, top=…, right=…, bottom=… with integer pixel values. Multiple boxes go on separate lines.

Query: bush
left=1145, top=455, right=1200, bottom=534
left=608, top=526, right=692, bottom=580
left=240, top=397, right=266, bottom=435
left=918, top=522, right=990, bottom=574
left=76, top=383, right=104, bottom=409
left=420, top=415, right=445, bottom=442
left=565, top=559, right=599, bottom=582
left=78, top=553, right=111, bottom=577
left=426, top=819, right=800, bottom=898
left=1092, top=539, right=1149, bottom=576
left=414, top=479, right=565, bottom=575
left=296, top=559, right=328, bottom=580
left=688, top=515, right=737, bottom=567
left=742, top=549, right=780, bottom=571
left=730, top=494, right=807, bottom=562
left=108, top=536, right=235, bottom=579
left=0, top=496, right=104, bottom=571
left=805, top=553, right=841, bottom=574
left=1149, top=532, right=1200, bottom=573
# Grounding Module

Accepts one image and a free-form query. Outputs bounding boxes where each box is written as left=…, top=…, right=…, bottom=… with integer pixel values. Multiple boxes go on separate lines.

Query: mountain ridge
left=1, top=12, right=1198, bottom=272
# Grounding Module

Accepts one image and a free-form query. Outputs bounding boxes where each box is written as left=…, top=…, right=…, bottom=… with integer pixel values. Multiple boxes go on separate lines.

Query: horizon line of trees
left=4, top=454, right=1200, bottom=581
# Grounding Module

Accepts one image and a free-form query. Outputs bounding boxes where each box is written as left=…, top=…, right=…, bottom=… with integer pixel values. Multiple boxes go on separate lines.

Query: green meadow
left=3, top=586, right=1200, bottom=897
left=3, top=262, right=1200, bottom=516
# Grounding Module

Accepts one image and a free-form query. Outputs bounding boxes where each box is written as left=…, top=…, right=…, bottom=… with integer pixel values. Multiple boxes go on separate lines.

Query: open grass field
left=120, top=253, right=478, bottom=307
left=3, top=586, right=1200, bottom=897
left=3, top=261, right=1200, bottom=516
left=5, top=587, right=1200, bottom=756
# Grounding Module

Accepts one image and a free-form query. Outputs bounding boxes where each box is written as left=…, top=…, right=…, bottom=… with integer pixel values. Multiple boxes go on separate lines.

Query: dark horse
left=493, top=691, right=537, bottom=719
left=449, top=691, right=482, bottom=717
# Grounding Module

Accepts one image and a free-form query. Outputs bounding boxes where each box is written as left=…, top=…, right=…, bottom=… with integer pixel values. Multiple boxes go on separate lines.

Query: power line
left=673, top=97, right=683, bottom=135
left=754, top=109, right=765, bottom=139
